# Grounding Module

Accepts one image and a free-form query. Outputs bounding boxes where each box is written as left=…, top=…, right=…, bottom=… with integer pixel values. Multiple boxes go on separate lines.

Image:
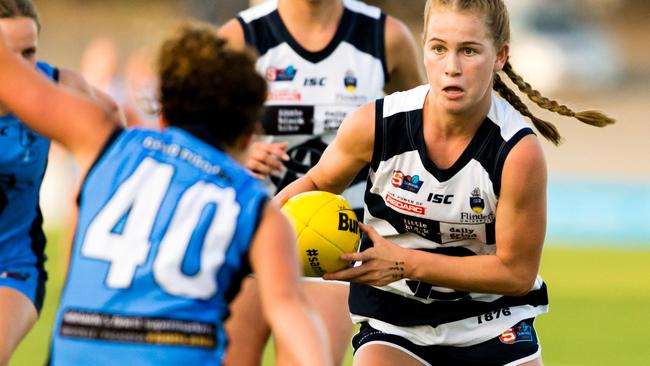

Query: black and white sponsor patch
left=60, top=309, right=216, bottom=349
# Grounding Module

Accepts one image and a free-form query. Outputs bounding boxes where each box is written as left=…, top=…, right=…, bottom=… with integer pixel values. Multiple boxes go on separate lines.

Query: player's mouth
left=442, top=85, right=465, bottom=99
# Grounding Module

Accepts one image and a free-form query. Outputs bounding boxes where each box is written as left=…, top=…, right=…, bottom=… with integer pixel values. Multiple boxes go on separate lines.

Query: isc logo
left=427, top=193, right=453, bottom=204
left=304, top=77, right=326, bottom=87
left=338, top=212, right=359, bottom=234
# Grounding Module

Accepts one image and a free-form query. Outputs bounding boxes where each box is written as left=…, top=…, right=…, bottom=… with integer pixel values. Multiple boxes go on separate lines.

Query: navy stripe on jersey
left=492, top=128, right=534, bottom=196
left=238, top=6, right=386, bottom=70
left=349, top=282, right=548, bottom=328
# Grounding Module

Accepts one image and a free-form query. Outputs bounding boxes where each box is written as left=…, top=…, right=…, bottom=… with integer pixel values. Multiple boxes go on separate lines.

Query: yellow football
left=281, top=191, right=361, bottom=277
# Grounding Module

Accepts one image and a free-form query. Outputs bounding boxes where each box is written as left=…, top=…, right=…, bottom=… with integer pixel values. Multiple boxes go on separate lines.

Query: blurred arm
left=274, top=102, right=375, bottom=204
left=0, top=37, right=115, bottom=177
left=217, top=18, right=247, bottom=50
left=59, top=67, right=126, bottom=126
left=383, top=15, right=425, bottom=94
left=249, top=202, right=333, bottom=366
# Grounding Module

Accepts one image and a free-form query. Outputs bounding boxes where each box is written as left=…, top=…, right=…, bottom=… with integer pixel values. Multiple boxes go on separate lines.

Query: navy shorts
left=352, top=318, right=541, bottom=366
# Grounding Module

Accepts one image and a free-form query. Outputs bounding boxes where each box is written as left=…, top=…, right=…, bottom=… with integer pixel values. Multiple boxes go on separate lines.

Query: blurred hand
left=323, top=223, right=409, bottom=286
left=246, top=141, right=289, bottom=180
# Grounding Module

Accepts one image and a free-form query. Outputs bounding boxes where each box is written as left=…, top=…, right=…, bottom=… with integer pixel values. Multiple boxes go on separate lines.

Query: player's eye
left=462, top=47, right=477, bottom=56
left=21, top=48, right=36, bottom=60
left=431, top=45, right=446, bottom=54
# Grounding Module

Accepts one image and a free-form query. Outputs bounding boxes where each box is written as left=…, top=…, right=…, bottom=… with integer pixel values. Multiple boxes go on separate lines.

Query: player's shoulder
left=487, top=93, right=533, bottom=141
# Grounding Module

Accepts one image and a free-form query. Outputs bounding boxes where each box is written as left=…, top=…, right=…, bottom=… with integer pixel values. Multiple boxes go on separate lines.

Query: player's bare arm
left=217, top=18, right=246, bottom=50
left=0, top=37, right=114, bottom=177
left=58, top=68, right=126, bottom=126
left=327, top=135, right=547, bottom=296
left=384, top=15, right=425, bottom=94
left=249, top=202, right=333, bottom=366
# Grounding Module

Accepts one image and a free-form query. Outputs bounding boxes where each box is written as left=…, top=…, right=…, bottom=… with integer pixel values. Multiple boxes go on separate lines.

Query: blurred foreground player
left=0, top=23, right=332, bottom=366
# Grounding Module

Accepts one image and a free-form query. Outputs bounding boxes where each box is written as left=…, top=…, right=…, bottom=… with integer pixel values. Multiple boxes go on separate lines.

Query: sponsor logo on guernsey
left=385, top=193, right=426, bottom=215
left=391, top=171, right=424, bottom=193
left=499, top=320, right=534, bottom=344
left=460, top=188, right=493, bottom=223
left=427, top=193, right=453, bottom=204
left=268, top=90, right=302, bottom=101
left=303, top=77, right=327, bottom=87
left=469, top=187, right=485, bottom=213
left=344, top=70, right=357, bottom=92
left=335, top=93, right=368, bottom=104
left=266, top=65, right=297, bottom=82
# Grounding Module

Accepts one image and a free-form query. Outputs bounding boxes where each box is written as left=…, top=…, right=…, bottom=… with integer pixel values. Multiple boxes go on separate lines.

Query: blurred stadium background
left=11, top=0, right=650, bottom=365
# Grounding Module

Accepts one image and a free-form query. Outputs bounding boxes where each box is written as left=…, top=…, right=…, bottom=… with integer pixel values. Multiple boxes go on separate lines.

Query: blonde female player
left=0, top=1, right=121, bottom=363
left=276, top=0, right=615, bottom=365
left=218, top=0, right=424, bottom=364
left=0, top=23, right=332, bottom=366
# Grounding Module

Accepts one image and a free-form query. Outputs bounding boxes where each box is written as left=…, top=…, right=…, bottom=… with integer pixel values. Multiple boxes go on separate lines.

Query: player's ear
left=494, top=42, right=509, bottom=72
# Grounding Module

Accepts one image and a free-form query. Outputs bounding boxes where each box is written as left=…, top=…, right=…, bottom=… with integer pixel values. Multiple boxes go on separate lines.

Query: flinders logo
left=469, top=188, right=485, bottom=214
left=344, top=70, right=357, bottom=92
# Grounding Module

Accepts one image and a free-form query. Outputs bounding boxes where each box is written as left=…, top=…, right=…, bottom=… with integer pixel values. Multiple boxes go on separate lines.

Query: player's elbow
left=504, top=275, right=536, bottom=297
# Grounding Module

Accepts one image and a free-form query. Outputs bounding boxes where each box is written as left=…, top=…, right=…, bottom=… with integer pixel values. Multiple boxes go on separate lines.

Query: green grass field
left=11, top=232, right=650, bottom=366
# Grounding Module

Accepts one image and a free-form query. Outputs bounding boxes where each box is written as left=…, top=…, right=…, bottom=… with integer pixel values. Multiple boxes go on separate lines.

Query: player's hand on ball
left=323, top=223, right=409, bottom=286
left=246, top=141, right=289, bottom=179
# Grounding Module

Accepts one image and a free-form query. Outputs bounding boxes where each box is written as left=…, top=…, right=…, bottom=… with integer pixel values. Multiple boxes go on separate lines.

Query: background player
left=274, top=0, right=615, bottom=365
left=0, top=22, right=332, bottom=366
left=0, top=1, right=121, bottom=363
left=218, top=0, right=424, bottom=363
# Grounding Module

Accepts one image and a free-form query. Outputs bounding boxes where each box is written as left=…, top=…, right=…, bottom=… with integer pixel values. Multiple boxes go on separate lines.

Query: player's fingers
left=359, top=223, right=385, bottom=245
left=340, top=251, right=364, bottom=262
left=247, top=159, right=275, bottom=176
left=323, top=263, right=369, bottom=281
left=268, top=142, right=290, bottom=161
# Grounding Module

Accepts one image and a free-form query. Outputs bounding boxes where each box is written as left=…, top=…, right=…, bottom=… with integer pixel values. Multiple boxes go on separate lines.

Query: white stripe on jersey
left=238, top=0, right=277, bottom=23
left=342, top=0, right=382, bottom=19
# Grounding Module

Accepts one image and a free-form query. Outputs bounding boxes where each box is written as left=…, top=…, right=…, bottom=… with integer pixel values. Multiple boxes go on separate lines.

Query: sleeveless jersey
left=349, top=85, right=549, bottom=347
left=237, top=0, right=387, bottom=208
left=0, top=62, right=58, bottom=309
left=49, top=127, right=268, bottom=365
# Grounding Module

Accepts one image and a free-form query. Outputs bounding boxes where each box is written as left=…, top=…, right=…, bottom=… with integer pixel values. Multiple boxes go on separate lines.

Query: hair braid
left=502, top=61, right=615, bottom=128
left=493, top=73, right=561, bottom=145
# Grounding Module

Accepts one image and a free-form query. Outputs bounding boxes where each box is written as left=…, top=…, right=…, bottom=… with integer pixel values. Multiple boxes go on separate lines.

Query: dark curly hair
left=158, top=23, right=267, bottom=148
left=0, top=0, right=40, bottom=30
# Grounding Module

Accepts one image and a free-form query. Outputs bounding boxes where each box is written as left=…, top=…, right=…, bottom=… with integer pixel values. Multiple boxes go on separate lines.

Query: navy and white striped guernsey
left=237, top=0, right=387, bottom=209
left=349, top=85, right=549, bottom=347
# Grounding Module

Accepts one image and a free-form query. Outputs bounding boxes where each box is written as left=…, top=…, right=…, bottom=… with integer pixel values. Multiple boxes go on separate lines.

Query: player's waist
left=352, top=303, right=548, bottom=347
left=349, top=281, right=548, bottom=328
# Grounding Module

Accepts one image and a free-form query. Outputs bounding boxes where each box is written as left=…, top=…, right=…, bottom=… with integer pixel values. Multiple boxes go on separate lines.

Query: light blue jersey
left=49, top=127, right=268, bottom=365
left=0, top=62, right=58, bottom=311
